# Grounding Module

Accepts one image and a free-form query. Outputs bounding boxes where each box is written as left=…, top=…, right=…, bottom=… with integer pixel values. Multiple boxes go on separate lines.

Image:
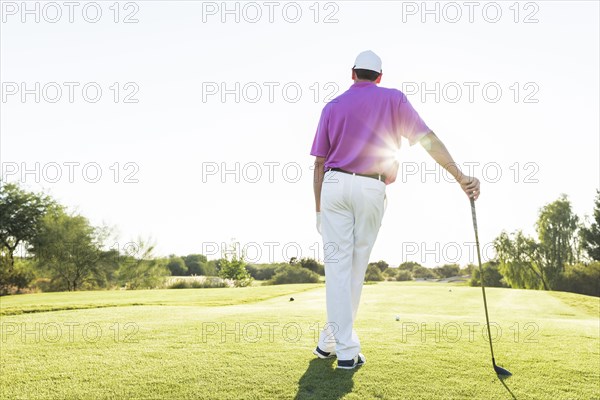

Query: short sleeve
left=398, top=93, right=432, bottom=146
left=310, top=105, right=331, bottom=157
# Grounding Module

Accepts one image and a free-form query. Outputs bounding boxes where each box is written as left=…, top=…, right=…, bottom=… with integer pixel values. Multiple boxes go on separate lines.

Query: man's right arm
left=313, top=157, right=326, bottom=234
left=311, top=105, right=330, bottom=234
left=313, top=157, right=326, bottom=212
left=419, top=132, right=480, bottom=200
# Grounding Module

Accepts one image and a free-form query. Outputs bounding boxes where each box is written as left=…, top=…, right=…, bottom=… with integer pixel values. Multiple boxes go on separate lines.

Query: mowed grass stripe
left=0, top=284, right=323, bottom=316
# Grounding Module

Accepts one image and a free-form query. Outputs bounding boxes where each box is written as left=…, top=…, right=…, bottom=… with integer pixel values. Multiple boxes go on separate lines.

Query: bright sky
left=1, top=1, right=599, bottom=267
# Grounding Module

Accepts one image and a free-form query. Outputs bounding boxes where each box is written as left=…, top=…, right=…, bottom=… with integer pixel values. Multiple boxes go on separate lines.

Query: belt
left=327, top=168, right=386, bottom=182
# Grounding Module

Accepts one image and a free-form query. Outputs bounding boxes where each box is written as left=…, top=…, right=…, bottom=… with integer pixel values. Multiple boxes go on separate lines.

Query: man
left=310, top=50, right=480, bottom=370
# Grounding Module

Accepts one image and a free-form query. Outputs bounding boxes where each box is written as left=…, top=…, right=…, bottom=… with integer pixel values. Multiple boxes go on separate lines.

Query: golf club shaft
left=470, top=197, right=497, bottom=365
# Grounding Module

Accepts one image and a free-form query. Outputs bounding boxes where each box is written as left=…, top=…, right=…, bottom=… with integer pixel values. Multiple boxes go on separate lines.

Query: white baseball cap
left=353, top=50, right=382, bottom=73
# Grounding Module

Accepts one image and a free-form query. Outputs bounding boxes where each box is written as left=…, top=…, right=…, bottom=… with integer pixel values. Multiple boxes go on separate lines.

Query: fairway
left=1, top=282, right=598, bottom=400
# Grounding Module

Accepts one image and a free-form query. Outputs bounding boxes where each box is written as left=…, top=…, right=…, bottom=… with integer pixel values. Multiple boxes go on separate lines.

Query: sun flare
left=394, top=149, right=403, bottom=163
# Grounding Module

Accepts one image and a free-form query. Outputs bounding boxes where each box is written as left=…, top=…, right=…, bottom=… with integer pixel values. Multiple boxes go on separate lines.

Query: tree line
left=375, top=193, right=599, bottom=297
left=0, top=182, right=169, bottom=294
left=1, top=182, right=598, bottom=296
left=491, top=192, right=599, bottom=296
left=0, top=183, right=325, bottom=293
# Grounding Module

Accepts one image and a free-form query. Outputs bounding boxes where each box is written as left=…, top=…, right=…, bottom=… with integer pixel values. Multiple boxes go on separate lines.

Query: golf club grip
left=470, top=197, right=478, bottom=233
left=470, top=198, right=482, bottom=267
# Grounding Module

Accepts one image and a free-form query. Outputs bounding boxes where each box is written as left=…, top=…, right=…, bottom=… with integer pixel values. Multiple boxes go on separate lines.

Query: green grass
left=1, top=282, right=598, bottom=399
left=0, top=284, right=322, bottom=315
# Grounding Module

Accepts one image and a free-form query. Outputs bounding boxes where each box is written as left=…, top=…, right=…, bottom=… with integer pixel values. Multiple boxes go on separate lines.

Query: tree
left=555, top=262, right=600, bottom=297
left=369, top=260, right=389, bottom=273
left=460, top=264, right=475, bottom=276
left=203, top=260, right=218, bottom=276
left=31, top=208, right=102, bottom=291
left=412, top=265, right=439, bottom=280
left=0, top=257, right=34, bottom=295
left=219, top=257, right=252, bottom=287
left=117, top=239, right=168, bottom=289
left=383, top=267, right=399, bottom=280
left=364, top=264, right=384, bottom=281
left=398, top=262, right=422, bottom=272
left=580, top=190, right=600, bottom=261
left=218, top=243, right=252, bottom=287
left=0, top=183, right=53, bottom=269
left=183, top=254, right=208, bottom=275
left=298, top=258, right=325, bottom=275
left=91, top=249, right=121, bottom=289
left=246, top=264, right=279, bottom=280
left=470, top=261, right=508, bottom=288
left=536, top=194, right=579, bottom=287
left=395, top=270, right=413, bottom=281
left=433, top=264, right=460, bottom=278
left=495, top=231, right=546, bottom=289
left=495, top=195, right=580, bottom=291
left=166, top=256, right=187, bottom=276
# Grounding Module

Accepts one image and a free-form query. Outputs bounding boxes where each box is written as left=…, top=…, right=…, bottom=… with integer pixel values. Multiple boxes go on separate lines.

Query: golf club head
left=494, top=364, right=512, bottom=377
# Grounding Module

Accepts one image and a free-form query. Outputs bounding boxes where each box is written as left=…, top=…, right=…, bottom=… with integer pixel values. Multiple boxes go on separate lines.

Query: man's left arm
left=419, top=132, right=480, bottom=200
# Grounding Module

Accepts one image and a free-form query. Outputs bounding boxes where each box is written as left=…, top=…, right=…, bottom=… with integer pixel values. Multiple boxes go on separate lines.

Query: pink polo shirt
left=310, top=81, right=431, bottom=185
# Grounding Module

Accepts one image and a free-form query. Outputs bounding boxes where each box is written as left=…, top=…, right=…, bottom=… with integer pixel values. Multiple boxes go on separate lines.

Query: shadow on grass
left=294, top=358, right=356, bottom=400
left=498, top=375, right=517, bottom=399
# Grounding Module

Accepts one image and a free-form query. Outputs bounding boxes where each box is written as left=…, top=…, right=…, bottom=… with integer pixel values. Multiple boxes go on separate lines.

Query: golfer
left=311, top=50, right=480, bottom=369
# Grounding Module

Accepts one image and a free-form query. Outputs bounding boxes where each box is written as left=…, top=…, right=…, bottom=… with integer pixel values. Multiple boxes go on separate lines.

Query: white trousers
left=317, top=170, right=386, bottom=360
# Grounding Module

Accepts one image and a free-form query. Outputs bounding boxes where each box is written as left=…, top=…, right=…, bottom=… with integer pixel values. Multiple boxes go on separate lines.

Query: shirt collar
left=351, top=81, right=376, bottom=89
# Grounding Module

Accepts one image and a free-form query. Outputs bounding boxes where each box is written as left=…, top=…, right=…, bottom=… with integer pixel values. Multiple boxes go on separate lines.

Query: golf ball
left=395, top=316, right=400, bottom=321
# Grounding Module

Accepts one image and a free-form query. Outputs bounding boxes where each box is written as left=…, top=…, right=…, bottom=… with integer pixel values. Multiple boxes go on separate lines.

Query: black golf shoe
left=313, top=346, right=336, bottom=359
left=336, top=353, right=366, bottom=370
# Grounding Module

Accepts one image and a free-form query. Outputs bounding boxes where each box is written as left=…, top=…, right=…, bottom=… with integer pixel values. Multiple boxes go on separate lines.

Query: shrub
left=233, top=277, right=253, bottom=287
left=204, top=260, right=218, bottom=276
left=396, top=270, right=413, bottom=281
left=460, top=264, right=475, bottom=276
left=166, top=276, right=230, bottom=289
left=470, top=261, right=508, bottom=288
left=31, top=275, right=73, bottom=292
left=218, top=256, right=253, bottom=287
left=168, top=279, right=190, bottom=289
left=398, top=262, right=422, bottom=272
left=119, top=257, right=169, bottom=290
left=369, top=260, right=389, bottom=273
left=555, top=262, right=600, bottom=297
left=433, top=264, right=461, bottom=278
left=383, top=268, right=399, bottom=280
left=365, top=264, right=384, bottom=282
left=191, top=277, right=229, bottom=288
left=31, top=278, right=56, bottom=292
left=245, top=264, right=259, bottom=279
left=246, top=264, right=280, bottom=280
left=183, top=254, right=208, bottom=276
left=412, top=266, right=439, bottom=280
left=269, top=265, right=320, bottom=285
left=166, top=257, right=187, bottom=276
left=0, top=259, right=36, bottom=295
left=298, top=258, right=325, bottom=275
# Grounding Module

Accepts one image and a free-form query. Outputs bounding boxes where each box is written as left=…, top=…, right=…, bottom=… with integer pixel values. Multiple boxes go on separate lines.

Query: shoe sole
left=336, top=355, right=366, bottom=370
left=313, top=349, right=335, bottom=359
left=336, top=362, right=365, bottom=370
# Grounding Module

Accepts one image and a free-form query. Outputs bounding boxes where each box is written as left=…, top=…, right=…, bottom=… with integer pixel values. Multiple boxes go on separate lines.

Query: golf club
left=470, top=197, right=512, bottom=377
